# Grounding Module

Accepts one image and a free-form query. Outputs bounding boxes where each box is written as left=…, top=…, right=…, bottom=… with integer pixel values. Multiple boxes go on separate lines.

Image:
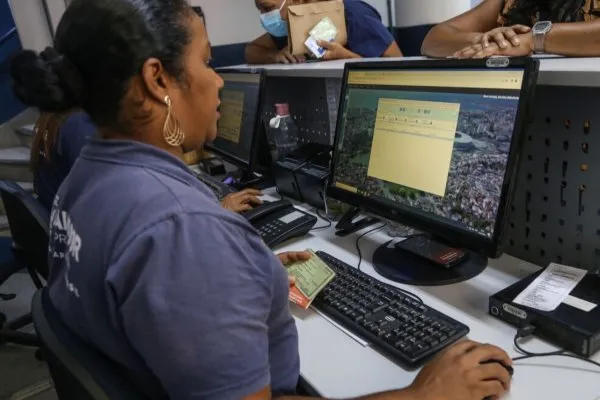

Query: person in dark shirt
left=10, top=1, right=512, bottom=399
left=24, top=111, right=96, bottom=210
left=246, top=0, right=403, bottom=64
left=422, top=0, right=600, bottom=58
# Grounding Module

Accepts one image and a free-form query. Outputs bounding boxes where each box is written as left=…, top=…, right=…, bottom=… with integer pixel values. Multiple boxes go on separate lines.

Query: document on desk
left=287, top=250, right=336, bottom=309
left=513, top=263, right=587, bottom=312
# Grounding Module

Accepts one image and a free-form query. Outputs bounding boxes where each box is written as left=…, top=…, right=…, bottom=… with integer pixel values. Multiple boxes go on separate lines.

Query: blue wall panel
left=0, top=0, right=25, bottom=124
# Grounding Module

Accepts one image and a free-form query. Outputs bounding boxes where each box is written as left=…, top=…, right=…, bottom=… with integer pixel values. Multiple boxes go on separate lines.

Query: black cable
left=356, top=223, right=387, bottom=271
left=310, top=209, right=332, bottom=232
left=354, top=223, right=424, bottom=304
left=512, top=326, right=600, bottom=370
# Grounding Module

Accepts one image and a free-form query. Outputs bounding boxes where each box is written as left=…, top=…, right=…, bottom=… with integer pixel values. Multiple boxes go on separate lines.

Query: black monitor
left=207, top=70, right=270, bottom=186
left=328, top=58, right=539, bottom=286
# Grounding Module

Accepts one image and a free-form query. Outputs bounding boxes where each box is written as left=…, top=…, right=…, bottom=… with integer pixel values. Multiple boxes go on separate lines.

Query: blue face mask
left=260, top=0, right=288, bottom=37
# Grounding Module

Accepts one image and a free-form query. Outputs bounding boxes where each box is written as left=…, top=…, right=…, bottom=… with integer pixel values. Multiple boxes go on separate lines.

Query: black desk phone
left=243, top=200, right=317, bottom=248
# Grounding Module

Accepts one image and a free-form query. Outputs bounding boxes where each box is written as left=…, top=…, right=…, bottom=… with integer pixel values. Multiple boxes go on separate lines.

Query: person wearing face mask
left=246, top=0, right=403, bottom=64
left=422, top=0, right=600, bottom=59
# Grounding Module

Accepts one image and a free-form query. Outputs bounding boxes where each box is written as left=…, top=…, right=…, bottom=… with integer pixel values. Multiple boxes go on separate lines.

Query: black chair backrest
left=0, top=181, right=49, bottom=282
left=32, top=289, right=160, bottom=400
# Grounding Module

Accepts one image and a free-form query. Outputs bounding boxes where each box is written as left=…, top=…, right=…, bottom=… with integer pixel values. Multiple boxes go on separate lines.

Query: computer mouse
left=481, top=360, right=514, bottom=400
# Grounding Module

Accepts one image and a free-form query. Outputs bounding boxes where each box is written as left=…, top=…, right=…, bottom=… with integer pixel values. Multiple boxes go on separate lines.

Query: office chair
left=0, top=180, right=49, bottom=349
left=0, top=180, right=49, bottom=286
left=32, top=289, right=161, bottom=400
left=0, top=235, right=39, bottom=347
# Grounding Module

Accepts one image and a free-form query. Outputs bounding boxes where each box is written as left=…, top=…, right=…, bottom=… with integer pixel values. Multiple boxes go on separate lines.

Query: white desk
left=222, top=56, right=600, bottom=87
left=267, top=200, right=600, bottom=400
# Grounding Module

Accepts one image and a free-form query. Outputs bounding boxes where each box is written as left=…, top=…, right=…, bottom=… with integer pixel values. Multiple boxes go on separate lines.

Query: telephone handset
left=243, top=199, right=317, bottom=248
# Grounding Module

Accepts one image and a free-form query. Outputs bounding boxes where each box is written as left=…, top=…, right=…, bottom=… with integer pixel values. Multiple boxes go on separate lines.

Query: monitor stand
left=335, top=207, right=379, bottom=237
left=372, top=238, right=488, bottom=286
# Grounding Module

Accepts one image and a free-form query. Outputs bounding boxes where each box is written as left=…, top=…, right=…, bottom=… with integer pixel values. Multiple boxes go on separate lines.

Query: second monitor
left=207, top=70, right=269, bottom=187
left=328, top=58, right=539, bottom=285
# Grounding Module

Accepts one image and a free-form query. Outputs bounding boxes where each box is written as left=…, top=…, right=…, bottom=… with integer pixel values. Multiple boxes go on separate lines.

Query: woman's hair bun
left=10, top=47, right=84, bottom=113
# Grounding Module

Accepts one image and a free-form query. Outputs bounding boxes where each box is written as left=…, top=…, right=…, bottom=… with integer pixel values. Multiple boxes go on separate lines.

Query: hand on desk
left=472, top=25, right=531, bottom=51
left=454, top=31, right=534, bottom=59
left=409, top=340, right=512, bottom=400
left=220, top=189, right=263, bottom=213
left=275, top=46, right=306, bottom=64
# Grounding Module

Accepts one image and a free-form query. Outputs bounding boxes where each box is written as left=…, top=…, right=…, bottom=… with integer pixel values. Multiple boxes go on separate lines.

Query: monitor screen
left=330, top=65, right=528, bottom=246
left=209, top=72, right=262, bottom=166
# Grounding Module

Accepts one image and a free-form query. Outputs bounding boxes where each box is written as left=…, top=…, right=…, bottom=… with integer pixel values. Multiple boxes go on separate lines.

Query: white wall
left=191, top=0, right=263, bottom=47
left=45, top=0, right=68, bottom=35
left=9, top=0, right=54, bottom=51
left=395, top=0, right=471, bottom=27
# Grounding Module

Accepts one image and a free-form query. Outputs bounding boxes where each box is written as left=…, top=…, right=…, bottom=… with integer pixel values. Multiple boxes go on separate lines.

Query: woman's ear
left=140, top=57, right=170, bottom=104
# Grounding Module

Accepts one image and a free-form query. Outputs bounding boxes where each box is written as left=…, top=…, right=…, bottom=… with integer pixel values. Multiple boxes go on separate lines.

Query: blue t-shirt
left=34, top=111, right=96, bottom=210
left=47, top=139, right=300, bottom=399
left=272, top=0, right=394, bottom=57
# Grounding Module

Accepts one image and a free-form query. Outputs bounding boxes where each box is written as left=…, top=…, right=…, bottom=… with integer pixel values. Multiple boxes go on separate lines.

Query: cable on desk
left=356, top=223, right=387, bottom=271
left=355, top=223, right=424, bottom=304
left=512, top=325, right=600, bottom=370
left=310, top=209, right=332, bottom=232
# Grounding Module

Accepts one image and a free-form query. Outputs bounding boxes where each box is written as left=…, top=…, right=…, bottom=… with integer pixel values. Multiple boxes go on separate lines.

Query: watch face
left=534, top=21, right=552, bottom=34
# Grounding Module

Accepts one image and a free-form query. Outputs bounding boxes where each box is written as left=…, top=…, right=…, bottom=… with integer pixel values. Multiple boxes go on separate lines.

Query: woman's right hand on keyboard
left=407, top=340, right=512, bottom=400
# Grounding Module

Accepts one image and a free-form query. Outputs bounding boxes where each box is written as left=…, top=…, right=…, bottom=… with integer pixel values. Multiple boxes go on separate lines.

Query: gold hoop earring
left=163, top=95, right=185, bottom=147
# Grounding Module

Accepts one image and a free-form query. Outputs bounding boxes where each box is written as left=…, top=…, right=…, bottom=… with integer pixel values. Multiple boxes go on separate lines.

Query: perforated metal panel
left=261, top=77, right=339, bottom=146
left=506, top=85, right=600, bottom=274
left=261, top=78, right=600, bottom=273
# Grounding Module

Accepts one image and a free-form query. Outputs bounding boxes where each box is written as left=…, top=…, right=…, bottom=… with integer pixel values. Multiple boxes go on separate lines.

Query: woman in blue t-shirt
left=246, top=0, right=403, bottom=64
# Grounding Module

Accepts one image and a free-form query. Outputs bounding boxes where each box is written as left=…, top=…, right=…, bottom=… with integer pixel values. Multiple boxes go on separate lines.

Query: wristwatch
left=532, top=21, right=553, bottom=54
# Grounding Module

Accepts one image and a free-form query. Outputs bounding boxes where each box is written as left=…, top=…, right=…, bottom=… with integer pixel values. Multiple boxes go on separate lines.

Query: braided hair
left=503, top=0, right=587, bottom=25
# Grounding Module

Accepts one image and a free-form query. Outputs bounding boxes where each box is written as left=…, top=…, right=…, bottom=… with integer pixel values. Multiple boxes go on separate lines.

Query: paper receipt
left=287, top=250, right=336, bottom=309
left=513, top=263, right=587, bottom=312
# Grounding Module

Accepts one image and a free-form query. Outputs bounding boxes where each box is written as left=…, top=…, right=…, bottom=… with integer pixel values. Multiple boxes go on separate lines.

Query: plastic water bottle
left=267, top=103, right=299, bottom=162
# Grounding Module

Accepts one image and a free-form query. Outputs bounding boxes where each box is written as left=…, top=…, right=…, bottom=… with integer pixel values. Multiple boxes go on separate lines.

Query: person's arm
left=251, top=340, right=513, bottom=400
left=383, top=41, right=403, bottom=58
left=455, top=20, right=600, bottom=58
left=421, top=0, right=505, bottom=57
left=246, top=33, right=280, bottom=64
left=543, top=21, right=600, bottom=56
left=246, top=387, right=419, bottom=400
left=246, top=34, right=306, bottom=64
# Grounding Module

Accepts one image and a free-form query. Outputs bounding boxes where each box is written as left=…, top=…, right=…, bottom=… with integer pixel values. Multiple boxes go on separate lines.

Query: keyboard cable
left=512, top=325, right=600, bottom=369
left=356, top=223, right=387, bottom=271
left=353, top=223, right=425, bottom=305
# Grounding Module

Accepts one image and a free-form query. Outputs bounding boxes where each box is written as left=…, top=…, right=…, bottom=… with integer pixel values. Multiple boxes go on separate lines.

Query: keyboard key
left=367, top=300, right=387, bottom=313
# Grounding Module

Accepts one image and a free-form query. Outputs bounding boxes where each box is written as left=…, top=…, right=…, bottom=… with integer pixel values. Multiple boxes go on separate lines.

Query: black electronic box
left=295, top=151, right=330, bottom=210
left=274, top=143, right=331, bottom=206
left=489, top=270, right=600, bottom=357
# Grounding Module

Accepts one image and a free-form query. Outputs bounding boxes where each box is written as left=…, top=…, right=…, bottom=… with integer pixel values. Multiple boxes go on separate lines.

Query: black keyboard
left=313, top=251, right=470, bottom=369
left=193, top=169, right=235, bottom=199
